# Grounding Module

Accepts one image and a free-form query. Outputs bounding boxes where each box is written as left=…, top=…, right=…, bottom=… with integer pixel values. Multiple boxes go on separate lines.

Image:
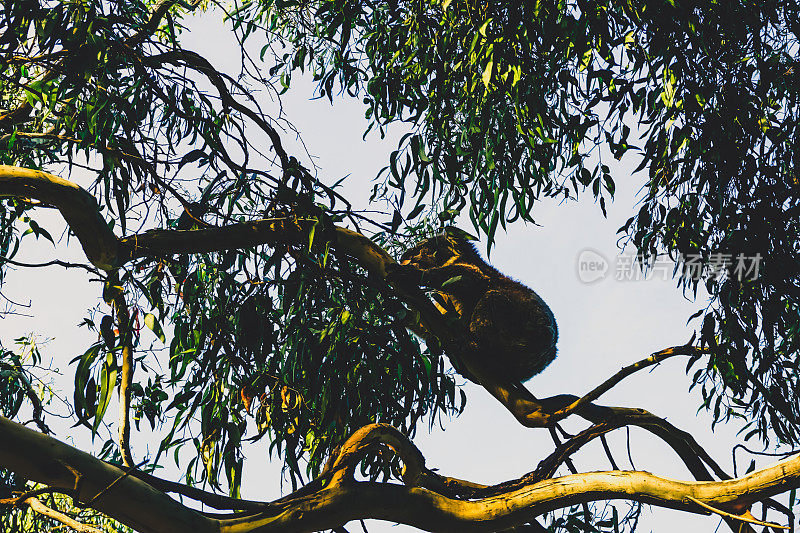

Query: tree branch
left=686, top=496, right=787, bottom=529
left=0, top=416, right=215, bottom=533
left=106, top=275, right=135, bottom=468
left=127, top=469, right=268, bottom=512
left=2, top=416, right=796, bottom=533
left=23, top=496, right=104, bottom=533
left=0, top=166, right=119, bottom=270
left=326, top=424, right=426, bottom=487
left=546, top=345, right=707, bottom=422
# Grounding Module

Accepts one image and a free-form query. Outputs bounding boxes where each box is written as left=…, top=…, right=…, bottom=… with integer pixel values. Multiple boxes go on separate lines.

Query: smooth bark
left=1, top=417, right=797, bottom=533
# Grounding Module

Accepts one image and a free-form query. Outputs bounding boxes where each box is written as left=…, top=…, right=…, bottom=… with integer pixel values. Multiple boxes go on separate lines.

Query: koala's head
left=399, top=228, right=478, bottom=268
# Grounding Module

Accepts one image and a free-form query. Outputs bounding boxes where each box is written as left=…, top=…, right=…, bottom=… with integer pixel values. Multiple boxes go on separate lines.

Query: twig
left=86, top=459, right=148, bottom=506
left=0, top=256, right=100, bottom=275
left=686, top=496, right=788, bottom=529
left=0, top=486, right=74, bottom=506
left=599, top=434, right=619, bottom=470
left=733, top=444, right=800, bottom=477
left=548, top=426, right=592, bottom=533
left=127, top=0, right=201, bottom=46
left=0, top=362, right=50, bottom=434
left=126, top=469, right=267, bottom=511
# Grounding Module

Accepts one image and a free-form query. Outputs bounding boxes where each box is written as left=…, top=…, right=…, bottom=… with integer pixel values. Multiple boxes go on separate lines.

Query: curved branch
left=547, top=345, right=707, bottom=421
left=140, top=49, right=290, bottom=170
left=23, top=496, right=104, bottom=533
left=327, top=424, right=426, bottom=487
left=0, top=166, right=120, bottom=270
left=0, top=166, right=390, bottom=275
left=686, top=496, right=787, bottom=529
left=0, top=416, right=216, bottom=533
left=128, top=469, right=268, bottom=512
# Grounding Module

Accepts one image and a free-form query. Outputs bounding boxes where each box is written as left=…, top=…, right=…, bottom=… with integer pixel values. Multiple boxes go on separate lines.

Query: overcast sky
left=0, top=8, right=792, bottom=532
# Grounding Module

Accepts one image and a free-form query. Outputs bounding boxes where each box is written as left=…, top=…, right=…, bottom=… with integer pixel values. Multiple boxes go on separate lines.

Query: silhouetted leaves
left=252, top=0, right=800, bottom=446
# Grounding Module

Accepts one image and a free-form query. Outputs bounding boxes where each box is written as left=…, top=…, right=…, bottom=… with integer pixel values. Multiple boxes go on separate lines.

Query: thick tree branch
left=327, top=424, right=426, bottom=487
left=0, top=416, right=215, bottom=533
left=0, top=166, right=119, bottom=270
left=1, top=416, right=796, bottom=533
left=0, top=165, right=398, bottom=275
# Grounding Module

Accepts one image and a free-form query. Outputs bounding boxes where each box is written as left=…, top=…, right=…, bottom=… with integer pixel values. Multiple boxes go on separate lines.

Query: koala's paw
left=384, top=262, right=404, bottom=281
left=385, top=262, right=421, bottom=285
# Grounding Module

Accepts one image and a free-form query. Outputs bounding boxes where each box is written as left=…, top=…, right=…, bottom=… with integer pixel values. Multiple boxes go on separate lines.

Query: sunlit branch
left=22, top=496, right=103, bottom=533
left=1, top=416, right=797, bottom=533
left=107, top=275, right=135, bottom=468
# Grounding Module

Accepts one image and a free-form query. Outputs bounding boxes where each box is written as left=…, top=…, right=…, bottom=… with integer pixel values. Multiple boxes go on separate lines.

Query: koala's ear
left=443, top=226, right=478, bottom=241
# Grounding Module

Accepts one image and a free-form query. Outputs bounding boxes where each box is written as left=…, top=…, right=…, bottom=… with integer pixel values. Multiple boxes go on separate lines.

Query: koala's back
left=467, top=273, right=558, bottom=383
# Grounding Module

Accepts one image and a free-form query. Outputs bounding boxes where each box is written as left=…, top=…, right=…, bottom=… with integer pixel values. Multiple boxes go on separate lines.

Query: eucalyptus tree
left=1, top=1, right=799, bottom=532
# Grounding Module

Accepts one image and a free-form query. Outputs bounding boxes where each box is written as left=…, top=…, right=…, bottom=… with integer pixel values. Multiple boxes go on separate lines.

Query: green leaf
left=407, top=203, right=426, bottom=219
left=93, top=351, right=117, bottom=435
left=145, top=313, right=166, bottom=343
left=478, top=19, right=491, bottom=38
left=580, top=49, right=592, bottom=71
left=441, top=275, right=463, bottom=287
left=308, top=219, right=318, bottom=250
left=482, top=61, right=493, bottom=88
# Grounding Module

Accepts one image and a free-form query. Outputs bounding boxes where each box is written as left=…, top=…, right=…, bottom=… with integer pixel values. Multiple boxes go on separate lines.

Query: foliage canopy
left=0, top=0, right=799, bottom=531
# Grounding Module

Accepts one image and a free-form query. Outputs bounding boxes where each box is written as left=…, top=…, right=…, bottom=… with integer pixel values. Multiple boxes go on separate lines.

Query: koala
left=387, top=229, right=558, bottom=384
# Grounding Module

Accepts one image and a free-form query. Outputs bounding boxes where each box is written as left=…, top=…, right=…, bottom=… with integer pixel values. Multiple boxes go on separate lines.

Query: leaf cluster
left=249, top=0, right=800, bottom=444
left=0, top=0, right=466, bottom=495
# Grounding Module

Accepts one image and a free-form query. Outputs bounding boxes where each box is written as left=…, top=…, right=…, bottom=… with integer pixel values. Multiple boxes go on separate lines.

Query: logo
left=577, top=249, right=609, bottom=284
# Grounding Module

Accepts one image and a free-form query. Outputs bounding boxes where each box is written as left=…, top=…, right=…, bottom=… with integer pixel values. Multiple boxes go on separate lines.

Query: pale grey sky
left=0, top=8, right=791, bottom=532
